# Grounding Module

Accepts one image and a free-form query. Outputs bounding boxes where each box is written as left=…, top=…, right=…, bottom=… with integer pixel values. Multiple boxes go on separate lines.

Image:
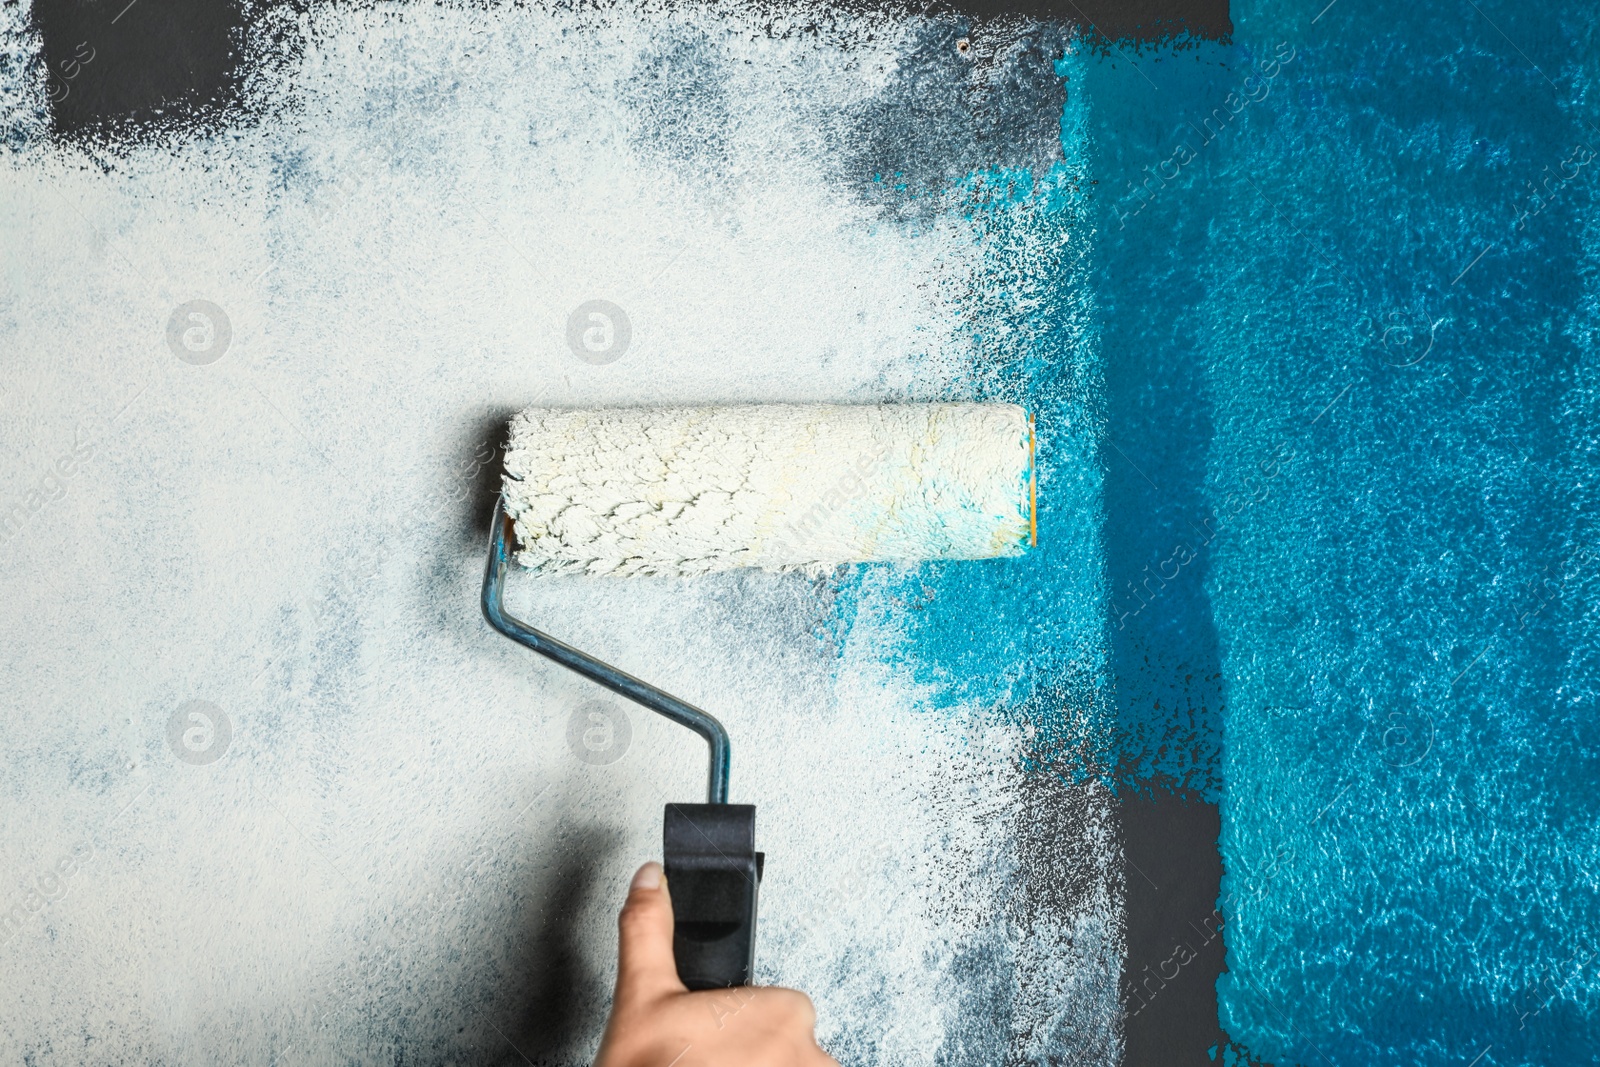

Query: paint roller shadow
left=462, top=408, right=521, bottom=544
left=499, top=819, right=622, bottom=1065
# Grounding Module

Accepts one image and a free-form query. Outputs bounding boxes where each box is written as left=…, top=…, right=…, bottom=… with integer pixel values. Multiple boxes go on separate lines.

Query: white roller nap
left=502, top=403, right=1036, bottom=576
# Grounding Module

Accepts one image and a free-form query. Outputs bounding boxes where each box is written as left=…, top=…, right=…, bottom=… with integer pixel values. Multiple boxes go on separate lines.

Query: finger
left=615, top=861, right=686, bottom=1003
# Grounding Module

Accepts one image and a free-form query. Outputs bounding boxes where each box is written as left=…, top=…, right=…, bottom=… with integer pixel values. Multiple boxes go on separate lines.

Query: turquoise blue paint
left=848, top=1, right=1600, bottom=1062
left=836, top=141, right=1112, bottom=763
left=1185, top=2, right=1600, bottom=1060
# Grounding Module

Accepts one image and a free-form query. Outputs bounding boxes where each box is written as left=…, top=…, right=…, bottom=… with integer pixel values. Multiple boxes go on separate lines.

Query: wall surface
left=11, top=2, right=1599, bottom=1065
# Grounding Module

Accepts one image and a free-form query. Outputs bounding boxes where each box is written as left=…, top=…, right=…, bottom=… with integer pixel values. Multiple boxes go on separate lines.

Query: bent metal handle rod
left=481, top=498, right=732, bottom=805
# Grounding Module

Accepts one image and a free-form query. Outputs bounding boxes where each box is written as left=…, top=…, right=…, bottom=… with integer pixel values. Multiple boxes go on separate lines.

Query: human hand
left=593, top=862, right=839, bottom=1067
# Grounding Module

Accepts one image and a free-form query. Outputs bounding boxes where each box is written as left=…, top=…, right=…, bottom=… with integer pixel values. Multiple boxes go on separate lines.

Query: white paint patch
left=0, top=3, right=1116, bottom=1064
left=503, top=403, right=1033, bottom=576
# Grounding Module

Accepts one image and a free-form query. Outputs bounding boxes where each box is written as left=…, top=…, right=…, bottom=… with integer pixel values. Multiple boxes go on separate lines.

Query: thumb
left=615, top=862, right=686, bottom=1004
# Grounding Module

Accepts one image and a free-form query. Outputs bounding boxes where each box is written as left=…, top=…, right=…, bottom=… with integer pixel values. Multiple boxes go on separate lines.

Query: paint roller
left=481, top=403, right=1035, bottom=989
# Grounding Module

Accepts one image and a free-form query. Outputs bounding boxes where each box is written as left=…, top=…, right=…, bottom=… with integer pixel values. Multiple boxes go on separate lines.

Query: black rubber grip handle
left=663, top=803, right=762, bottom=989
